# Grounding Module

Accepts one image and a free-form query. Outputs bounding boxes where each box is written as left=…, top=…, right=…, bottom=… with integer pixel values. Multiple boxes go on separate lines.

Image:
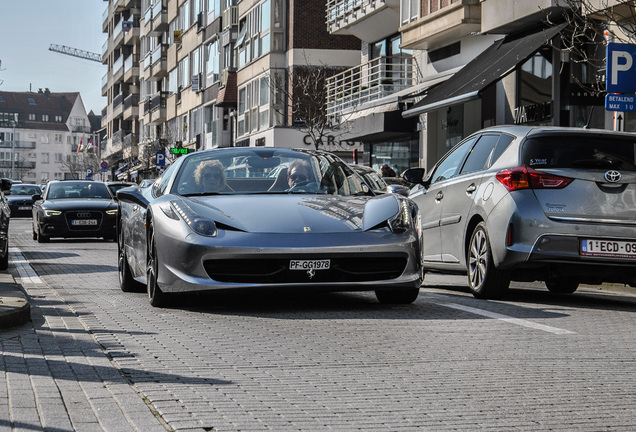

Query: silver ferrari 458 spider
left=117, top=147, right=422, bottom=307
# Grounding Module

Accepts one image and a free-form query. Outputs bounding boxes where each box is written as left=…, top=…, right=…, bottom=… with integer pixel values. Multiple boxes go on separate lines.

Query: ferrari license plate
left=289, top=259, right=331, bottom=270
left=581, top=239, right=636, bottom=258
left=71, top=219, right=98, bottom=226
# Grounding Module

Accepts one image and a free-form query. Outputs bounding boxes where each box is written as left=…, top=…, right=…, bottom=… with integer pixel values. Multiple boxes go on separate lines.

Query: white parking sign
left=606, top=43, right=636, bottom=94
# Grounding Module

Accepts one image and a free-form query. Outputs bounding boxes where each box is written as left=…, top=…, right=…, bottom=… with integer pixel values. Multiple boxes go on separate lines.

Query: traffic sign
left=156, top=151, right=166, bottom=166
left=86, top=168, right=93, bottom=179
left=101, top=160, right=109, bottom=169
left=606, top=43, right=636, bottom=94
left=605, top=94, right=636, bottom=112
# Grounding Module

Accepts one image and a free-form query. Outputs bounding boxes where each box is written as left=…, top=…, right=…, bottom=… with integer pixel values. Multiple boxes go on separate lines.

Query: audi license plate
left=18, top=206, right=31, bottom=211
left=581, top=239, right=636, bottom=258
left=71, top=219, right=98, bottom=226
left=289, top=259, right=330, bottom=270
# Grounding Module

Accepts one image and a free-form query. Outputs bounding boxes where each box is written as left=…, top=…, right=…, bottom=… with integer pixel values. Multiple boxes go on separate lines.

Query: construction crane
left=49, top=44, right=102, bottom=63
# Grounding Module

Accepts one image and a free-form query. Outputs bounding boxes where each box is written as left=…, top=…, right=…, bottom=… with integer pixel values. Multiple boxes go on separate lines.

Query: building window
left=236, top=0, right=271, bottom=69
left=42, top=153, right=50, bottom=164
left=55, top=134, right=63, bottom=143
left=519, top=47, right=553, bottom=107
left=178, top=57, right=190, bottom=88
left=400, top=0, right=418, bottom=25
left=428, top=42, right=460, bottom=63
left=237, top=74, right=271, bottom=137
left=42, top=114, right=49, bottom=122
left=55, top=115, right=62, bottom=122
left=27, top=97, right=36, bottom=105
left=29, top=114, right=36, bottom=121
left=206, top=39, right=220, bottom=85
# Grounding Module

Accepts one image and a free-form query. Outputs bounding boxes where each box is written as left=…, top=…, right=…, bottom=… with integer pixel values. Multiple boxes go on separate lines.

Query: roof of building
left=0, top=89, right=81, bottom=131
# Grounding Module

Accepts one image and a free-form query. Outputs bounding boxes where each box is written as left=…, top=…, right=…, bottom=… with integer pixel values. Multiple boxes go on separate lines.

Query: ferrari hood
left=183, top=194, right=400, bottom=233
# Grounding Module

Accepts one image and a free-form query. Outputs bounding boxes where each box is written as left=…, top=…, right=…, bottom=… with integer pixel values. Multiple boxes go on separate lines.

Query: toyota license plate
left=71, top=219, right=98, bottom=226
left=581, top=239, right=636, bottom=258
left=289, top=259, right=331, bottom=270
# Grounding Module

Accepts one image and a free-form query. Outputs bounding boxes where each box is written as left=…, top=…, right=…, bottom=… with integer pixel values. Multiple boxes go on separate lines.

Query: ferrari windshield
left=173, top=148, right=371, bottom=196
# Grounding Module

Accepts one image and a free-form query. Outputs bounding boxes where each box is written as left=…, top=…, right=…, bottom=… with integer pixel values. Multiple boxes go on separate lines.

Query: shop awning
left=403, top=24, right=567, bottom=118
left=114, top=162, right=129, bottom=176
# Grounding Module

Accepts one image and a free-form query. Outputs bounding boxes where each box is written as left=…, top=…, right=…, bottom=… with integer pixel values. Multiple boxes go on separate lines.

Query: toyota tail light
left=496, top=165, right=573, bottom=192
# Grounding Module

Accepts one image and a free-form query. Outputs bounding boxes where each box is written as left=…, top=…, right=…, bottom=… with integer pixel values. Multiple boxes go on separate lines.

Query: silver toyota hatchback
left=405, top=125, right=636, bottom=299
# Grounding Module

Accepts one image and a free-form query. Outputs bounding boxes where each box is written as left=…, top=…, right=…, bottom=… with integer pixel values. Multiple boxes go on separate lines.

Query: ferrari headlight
left=44, top=209, right=62, bottom=217
left=171, top=200, right=217, bottom=237
left=106, top=209, right=118, bottom=215
left=387, top=200, right=410, bottom=233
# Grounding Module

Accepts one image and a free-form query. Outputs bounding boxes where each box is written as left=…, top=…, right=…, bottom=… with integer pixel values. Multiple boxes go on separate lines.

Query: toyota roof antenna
left=584, top=106, right=595, bottom=129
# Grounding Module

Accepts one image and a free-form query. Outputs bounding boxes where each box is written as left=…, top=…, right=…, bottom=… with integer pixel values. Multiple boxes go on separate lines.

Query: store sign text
left=513, top=101, right=553, bottom=124
left=303, top=135, right=361, bottom=150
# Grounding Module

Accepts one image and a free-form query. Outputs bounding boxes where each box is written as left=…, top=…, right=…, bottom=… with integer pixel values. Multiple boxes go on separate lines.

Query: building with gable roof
left=0, top=89, right=97, bottom=182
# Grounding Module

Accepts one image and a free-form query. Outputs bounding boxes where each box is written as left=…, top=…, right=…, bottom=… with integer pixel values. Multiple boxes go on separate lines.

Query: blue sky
left=0, top=0, right=107, bottom=114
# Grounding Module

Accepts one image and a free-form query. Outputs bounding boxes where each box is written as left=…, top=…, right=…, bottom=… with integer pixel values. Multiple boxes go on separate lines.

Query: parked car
left=32, top=180, right=118, bottom=242
left=105, top=181, right=135, bottom=198
left=349, top=164, right=389, bottom=194
left=6, top=183, right=41, bottom=217
left=117, top=147, right=422, bottom=307
left=405, top=125, right=636, bottom=299
left=381, top=176, right=413, bottom=197
left=0, top=178, right=12, bottom=270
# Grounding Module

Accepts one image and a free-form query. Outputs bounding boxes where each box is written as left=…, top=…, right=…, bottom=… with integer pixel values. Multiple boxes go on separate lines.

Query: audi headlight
left=106, top=209, right=118, bottom=215
left=170, top=200, right=217, bottom=237
left=388, top=199, right=411, bottom=234
left=43, top=209, right=62, bottom=217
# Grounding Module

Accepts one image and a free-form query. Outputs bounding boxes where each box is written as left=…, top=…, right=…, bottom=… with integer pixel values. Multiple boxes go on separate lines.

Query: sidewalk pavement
left=0, top=272, right=30, bottom=329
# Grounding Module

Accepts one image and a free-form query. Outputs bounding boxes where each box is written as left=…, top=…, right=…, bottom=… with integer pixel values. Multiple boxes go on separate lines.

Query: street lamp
left=10, top=121, right=15, bottom=180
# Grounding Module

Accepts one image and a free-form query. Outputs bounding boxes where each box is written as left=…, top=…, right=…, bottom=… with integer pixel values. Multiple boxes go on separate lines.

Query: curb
left=0, top=272, right=31, bottom=329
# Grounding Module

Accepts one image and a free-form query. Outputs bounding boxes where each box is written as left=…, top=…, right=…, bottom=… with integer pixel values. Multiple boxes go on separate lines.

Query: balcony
left=0, top=160, right=36, bottom=169
left=123, top=94, right=140, bottom=120
left=102, top=3, right=110, bottom=32
left=149, top=91, right=167, bottom=124
left=222, top=5, right=238, bottom=31
left=326, top=0, right=400, bottom=41
left=113, top=92, right=125, bottom=119
left=71, top=125, right=92, bottom=134
left=150, top=1, right=168, bottom=36
left=326, top=55, right=419, bottom=117
left=149, top=44, right=168, bottom=81
left=113, top=55, right=124, bottom=83
left=400, top=0, right=481, bottom=50
left=101, top=70, right=110, bottom=96
left=123, top=15, right=141, bottom=45
left=102, top=38, right=110, bottom=64
left=123, top=54, right=139, bottom=83
left=113, top=19, right=125, bottom=49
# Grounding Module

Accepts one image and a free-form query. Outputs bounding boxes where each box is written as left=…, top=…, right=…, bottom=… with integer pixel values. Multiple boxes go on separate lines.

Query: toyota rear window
left=522, top=135, right=636, bottom=171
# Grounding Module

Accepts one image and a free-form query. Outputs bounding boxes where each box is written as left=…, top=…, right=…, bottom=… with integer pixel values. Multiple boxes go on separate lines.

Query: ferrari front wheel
left=147, top=221, right=168, bottom=307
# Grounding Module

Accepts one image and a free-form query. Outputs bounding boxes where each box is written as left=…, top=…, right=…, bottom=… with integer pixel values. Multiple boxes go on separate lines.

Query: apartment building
left=101, top=0, right=360, bottom=181
left=326, top=0, right=623, bottom=172
left=0, top=90, right=95, bottom=183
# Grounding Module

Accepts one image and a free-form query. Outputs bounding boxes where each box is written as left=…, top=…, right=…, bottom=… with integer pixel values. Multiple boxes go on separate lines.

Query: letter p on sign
left=607, top=43, right=636, bottom=94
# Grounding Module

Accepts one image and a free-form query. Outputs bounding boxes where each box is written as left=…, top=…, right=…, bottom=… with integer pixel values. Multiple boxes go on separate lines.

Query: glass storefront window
left=370, top=141, right=414, bottom=175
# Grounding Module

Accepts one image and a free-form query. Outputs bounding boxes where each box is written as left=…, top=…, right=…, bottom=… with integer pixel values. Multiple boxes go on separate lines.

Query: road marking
left=440, top=302, right=576, bottom=335
left=10, top=247, right=44, bottom=285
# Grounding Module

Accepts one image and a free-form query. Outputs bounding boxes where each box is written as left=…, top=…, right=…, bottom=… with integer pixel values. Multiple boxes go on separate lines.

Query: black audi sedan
left=7, top=183, right=42, bottom=217
left=32, top=180, right=118, bottom=242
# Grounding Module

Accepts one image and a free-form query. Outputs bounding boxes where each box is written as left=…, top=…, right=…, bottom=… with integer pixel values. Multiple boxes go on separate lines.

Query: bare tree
left=269, top=60, right=352, bottom=150
left=547, top=0, right=636, bottom=95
